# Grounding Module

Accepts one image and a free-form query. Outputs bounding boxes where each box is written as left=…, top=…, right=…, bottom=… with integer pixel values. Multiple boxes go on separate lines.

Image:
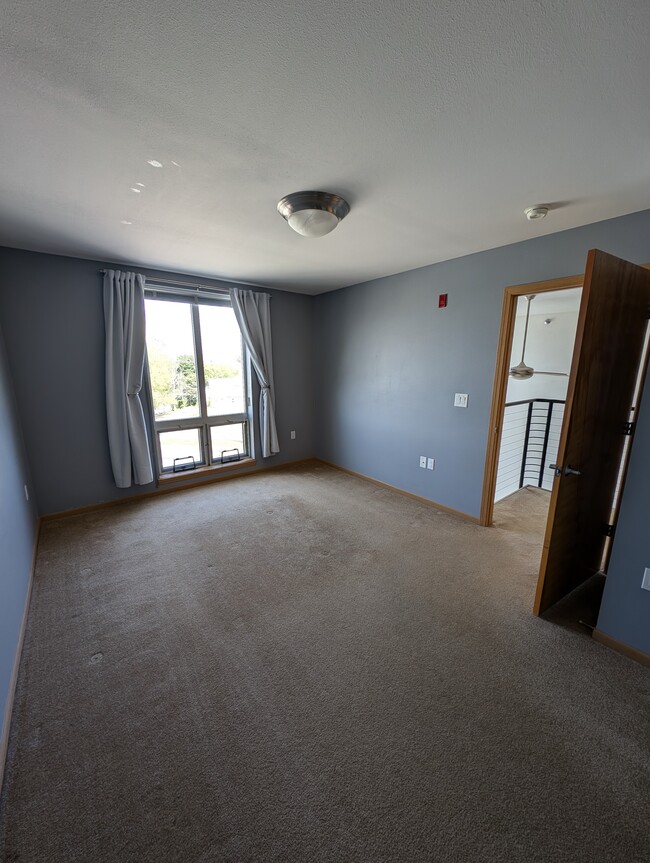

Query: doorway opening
left=480, top=273, right=584, bottom=531
left=481, top=271, right=595, bottom=627
left=493, top=287, right=581, bottom=532
left=481, top=253, right=650, bottom=625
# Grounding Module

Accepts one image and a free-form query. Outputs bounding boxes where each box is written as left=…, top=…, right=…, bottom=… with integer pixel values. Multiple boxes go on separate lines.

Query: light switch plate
left=454, top=393, right=469, bottom=408
left=427, top=458, right=435, bottom=470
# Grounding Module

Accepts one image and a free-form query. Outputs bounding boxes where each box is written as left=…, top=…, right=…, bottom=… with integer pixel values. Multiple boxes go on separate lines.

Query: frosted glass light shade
left=287, top=208, right=339, bottom=238
left=277, top=191, right=350, bottom=238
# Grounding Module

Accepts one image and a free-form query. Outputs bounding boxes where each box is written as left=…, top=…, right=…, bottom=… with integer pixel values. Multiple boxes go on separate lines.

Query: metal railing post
left=538, top=401, right=554, bottom=487
left=520, top=402, right=534, bottom=489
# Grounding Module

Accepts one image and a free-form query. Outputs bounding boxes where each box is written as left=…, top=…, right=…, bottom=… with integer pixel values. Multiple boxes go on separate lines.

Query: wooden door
left=534, top=250, right=650, bottom=615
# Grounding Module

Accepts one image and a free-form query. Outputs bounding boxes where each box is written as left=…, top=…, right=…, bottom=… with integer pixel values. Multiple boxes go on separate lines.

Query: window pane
left=145, top=299, right=200, bottom=421
left=210, top=423, right=246, bottom=462
left=159, top=428, right=203, bottom=470
left=199, top=305, right=245, bottom=416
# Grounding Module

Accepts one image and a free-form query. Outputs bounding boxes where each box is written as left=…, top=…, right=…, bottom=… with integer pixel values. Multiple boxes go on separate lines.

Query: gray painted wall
left=314, top=209, right=650, bottom=516
left=0, top=321, right=37, bottom=750
left=313, top=208, right=650, bottom=656
left=0, top=248, right=314, bottom=515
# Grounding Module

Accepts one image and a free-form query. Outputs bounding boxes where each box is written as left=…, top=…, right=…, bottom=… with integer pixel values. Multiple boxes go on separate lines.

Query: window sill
left=158, top=457, right=256, bottom=486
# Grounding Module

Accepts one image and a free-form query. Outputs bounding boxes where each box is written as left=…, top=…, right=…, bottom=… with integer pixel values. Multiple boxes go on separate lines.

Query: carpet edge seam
left=592, top=628, right=650, bottom=668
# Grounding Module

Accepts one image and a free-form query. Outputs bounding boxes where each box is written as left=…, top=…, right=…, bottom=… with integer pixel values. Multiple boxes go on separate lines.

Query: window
left=144, top=291, right=249, bottom=474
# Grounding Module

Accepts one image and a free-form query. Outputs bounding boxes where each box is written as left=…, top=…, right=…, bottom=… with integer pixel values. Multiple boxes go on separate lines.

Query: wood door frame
left=480, top=264, right=650, bottom=528
left=479, top=273, right=584, bottom=527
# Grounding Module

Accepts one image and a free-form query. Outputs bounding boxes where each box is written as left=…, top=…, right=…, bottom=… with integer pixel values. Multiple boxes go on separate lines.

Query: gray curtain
left=103, top=270, right=154, bottom=487
left=229, top=288, right=280, bottom=458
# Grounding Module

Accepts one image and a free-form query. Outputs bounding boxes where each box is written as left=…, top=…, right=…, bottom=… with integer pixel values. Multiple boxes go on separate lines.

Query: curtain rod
left=98, top=271, right=270, bottom=298
left=99, top=270, right=228, bottom=293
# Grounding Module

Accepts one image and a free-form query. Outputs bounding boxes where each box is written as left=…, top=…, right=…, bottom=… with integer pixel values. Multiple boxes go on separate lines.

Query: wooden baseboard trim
left=592, top=629, right=650, bottom=668
left=40, top=458, right=318, bottom=522
left=315, top=459, right=480, bottom=524
left=1, top=519, right=40, bottom=796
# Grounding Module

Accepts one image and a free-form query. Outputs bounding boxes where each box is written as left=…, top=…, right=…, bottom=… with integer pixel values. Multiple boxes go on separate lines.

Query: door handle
left=549, top=464, right=582, bottom=477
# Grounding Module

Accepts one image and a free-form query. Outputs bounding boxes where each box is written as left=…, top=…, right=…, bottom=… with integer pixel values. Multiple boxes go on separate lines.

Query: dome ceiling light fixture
left=277, top=190, right=350, bottom=238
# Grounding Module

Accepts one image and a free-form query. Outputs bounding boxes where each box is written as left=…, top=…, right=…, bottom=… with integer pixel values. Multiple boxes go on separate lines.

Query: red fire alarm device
left=438, top=293, right=448, bottom=308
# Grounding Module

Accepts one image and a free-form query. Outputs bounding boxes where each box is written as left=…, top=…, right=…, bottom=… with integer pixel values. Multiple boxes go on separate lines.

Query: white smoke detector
left=525, top=206, right=549, bottom=220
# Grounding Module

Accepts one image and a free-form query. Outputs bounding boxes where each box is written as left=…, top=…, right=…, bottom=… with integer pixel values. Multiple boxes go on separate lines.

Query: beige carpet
left=493, top=485, right=550, bottom=541
left=1, top=464, right=648, bottom=862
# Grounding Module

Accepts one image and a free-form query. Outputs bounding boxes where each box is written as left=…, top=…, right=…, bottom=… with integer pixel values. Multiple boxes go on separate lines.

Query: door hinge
left=605, top=524, right=615, bottom=538
left=623, top=421, right=635, bottom=436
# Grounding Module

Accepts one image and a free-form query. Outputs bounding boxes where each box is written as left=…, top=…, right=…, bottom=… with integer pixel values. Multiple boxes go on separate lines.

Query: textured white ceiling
left=1, top=0, right=649, bottom=294
left=516, top=288, right=582, bottom=316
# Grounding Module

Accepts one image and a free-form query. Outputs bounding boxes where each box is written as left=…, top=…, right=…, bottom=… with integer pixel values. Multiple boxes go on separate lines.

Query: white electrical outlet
left=642, top=568, right=650, bottom=591
left=427, top=458, right=435, bottom=470
left=419, top=456, right=427, bottom=468
left=290, top=430, right=296, bottom=439
left=454, top=393, right=469, bottom=408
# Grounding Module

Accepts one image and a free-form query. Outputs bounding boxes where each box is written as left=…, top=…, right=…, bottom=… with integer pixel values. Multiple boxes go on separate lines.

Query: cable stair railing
left=495, top=399, right=566, bottom=502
